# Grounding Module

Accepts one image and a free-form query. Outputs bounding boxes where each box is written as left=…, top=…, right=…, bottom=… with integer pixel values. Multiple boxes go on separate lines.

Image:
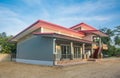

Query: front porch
left=37, top=33, right=106, bottom=66
left=53, top=39, right=93, bottom=65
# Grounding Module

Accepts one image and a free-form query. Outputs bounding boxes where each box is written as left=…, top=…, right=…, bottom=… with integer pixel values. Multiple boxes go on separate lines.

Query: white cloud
left=0, top=7, right=18, bottom=17
left=0, top=0, right=119, bottom=35
left=21, top=0, right=42, bottom=6
left=0, top=6, right=27, bottom=35
left=46, top=0, right=118, bottom=27
left=54, top=0, right=114, bottom=16
left=50, top=0, right=119, bottom=24
left=0, top=18, right=27, bottom=35
left=58, top=16, right=110, bottom=21
left=48, top=15, right=111, bottom=28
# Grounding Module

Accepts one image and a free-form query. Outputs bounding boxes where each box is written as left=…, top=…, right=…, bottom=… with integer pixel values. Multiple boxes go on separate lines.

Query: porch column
left=98, top=37, right=103, bottom=58
left=99, top=37, right=102, bottom=47
left=70, top=42, right=74, bottom=60
left=91, top=44, right=94, bottom=58
left=82, top=43, right=85, bottom=59
left=53, top=38, right=57, bottom=65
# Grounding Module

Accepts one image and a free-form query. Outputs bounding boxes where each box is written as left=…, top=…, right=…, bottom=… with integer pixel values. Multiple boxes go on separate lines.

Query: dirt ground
left=0, top=58, right=120, bottom=78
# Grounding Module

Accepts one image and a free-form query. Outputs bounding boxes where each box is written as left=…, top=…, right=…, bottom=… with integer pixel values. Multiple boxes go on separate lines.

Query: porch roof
left=33, top=32, right=95, bottom=44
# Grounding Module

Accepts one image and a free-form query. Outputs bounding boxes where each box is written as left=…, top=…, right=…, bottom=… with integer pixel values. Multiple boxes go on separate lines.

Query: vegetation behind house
left=100, top=25, right=120, bottom=57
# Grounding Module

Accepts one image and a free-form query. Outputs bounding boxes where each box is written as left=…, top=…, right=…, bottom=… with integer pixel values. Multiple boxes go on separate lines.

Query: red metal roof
left=37, top=20, right=85, bottom=37
left=11, top=20, right=85, bottom=41
left=10, top=20, right=108, bottom=42
left=70, top=22, right=108, bottom=37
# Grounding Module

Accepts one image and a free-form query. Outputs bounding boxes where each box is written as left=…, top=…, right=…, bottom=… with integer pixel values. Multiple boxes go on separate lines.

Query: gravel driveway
left=0, top=58, right=120, bottom=78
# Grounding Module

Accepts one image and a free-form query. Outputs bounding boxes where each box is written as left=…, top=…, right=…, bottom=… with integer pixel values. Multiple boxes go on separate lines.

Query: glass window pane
left=74, top=47, right=81, bottom=58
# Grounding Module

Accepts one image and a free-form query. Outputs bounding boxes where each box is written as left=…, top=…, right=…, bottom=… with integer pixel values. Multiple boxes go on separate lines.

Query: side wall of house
left=16, top=35, right=54, bottom=65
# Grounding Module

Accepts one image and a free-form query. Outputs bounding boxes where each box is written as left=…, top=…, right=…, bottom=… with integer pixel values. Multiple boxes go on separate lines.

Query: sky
left=0, top=0, right=120, bottom=35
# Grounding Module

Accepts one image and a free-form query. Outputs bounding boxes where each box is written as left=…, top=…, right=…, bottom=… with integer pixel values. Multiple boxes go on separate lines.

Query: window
left=61, top=45, right=71, bottom=59
left=74, top=47, right=81, bottom=58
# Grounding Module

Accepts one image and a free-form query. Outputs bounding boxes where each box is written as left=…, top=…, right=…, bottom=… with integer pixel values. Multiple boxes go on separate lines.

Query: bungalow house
left=11, top=20, right=108, bottom=66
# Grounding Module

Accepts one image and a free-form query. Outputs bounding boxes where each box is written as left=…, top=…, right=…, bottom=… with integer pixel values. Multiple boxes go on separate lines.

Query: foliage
left=114, top=36, right=120, bottom=45
left=0, top=32, right=16, bottom=54
left=114, top=26, right=120, bottom=35
left=100, top=27, right=120, bottom=57
left=100, top=28, right=114, bottom=45
left=114, top=26, right=120, bottom=46
left=115, top=48, right=120, bottom=57
left=108, top=45, right=117, bottom=56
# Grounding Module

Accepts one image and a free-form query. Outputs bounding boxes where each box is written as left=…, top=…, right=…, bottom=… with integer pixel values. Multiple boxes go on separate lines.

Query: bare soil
left=0, top=58, right=120, bottom=78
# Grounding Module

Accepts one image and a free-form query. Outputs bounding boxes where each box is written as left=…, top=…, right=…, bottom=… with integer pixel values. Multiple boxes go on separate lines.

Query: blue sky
left=0, top=0, right=120, bottom=35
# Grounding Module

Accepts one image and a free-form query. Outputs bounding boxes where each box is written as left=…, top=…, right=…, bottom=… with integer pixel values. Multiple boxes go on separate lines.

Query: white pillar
left=70, top=42, right=74, bottom=60
left=91, top=44, right=94, bottom=58
left=98, top=37, right=102, bottom=58
left=53, top=38, right=57, bottom=65
left=82, top=43, right=85, bottom=59
left=99, top=37, right=102, bottom=47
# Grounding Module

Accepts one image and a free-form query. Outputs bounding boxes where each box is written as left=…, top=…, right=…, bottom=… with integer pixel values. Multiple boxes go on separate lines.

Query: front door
left=61, top=45, right=71, bottom=59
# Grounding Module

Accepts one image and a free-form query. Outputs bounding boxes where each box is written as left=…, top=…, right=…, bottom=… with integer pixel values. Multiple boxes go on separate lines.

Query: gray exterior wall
left=17, top=35, right=54, bottom=61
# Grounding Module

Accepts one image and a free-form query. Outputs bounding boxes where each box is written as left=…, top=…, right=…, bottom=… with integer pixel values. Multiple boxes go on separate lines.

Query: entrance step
left=87, top=58, right=96, bottom=61
left=57, top=59, right=87, bottom=66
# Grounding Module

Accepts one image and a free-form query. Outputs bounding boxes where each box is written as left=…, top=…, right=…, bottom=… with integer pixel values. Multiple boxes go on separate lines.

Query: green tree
left=0, top=32, right=16, bottom=54
left=100, top=28, right=114, bottom=45
left=114, top=26, right=120, bottom=46
left=100, top=26, right=120, bottom=57
left=100, top=28, right=116, bottom=56
left=114, top=36, right=120, bottom=45
left=0, top=32, right=7, bottom=38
